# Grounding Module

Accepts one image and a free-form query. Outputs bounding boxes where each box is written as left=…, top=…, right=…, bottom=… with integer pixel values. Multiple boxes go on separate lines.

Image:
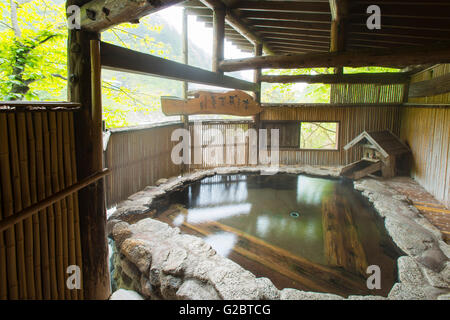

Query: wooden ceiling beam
left=100, top=41, right=259, bottom=91
left=247, top=19, right=331, bottom=32
left=79, top=0, right=184, bottom=32
left=261, top=72, right=410, bottom=84
left=238, top=11, right=331, bottom=23
left=230, top=1, right=331, bottom=13
left=218, top=45, right=450, bottom=72
left=349, top=25, right=450, bottom=40
left=258, top=28, right=330, bottom=39
left=350, top=2, right=450, bottom=19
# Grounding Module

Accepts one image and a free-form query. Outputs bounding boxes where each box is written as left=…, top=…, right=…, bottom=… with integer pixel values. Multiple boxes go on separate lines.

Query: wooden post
left=212, top=7, right=225, bottom=73
left=67, top=10, right=111, bottom=299
left=253, top=43, right=262, bottom=165
left=181, top=8, right=190, bottom=174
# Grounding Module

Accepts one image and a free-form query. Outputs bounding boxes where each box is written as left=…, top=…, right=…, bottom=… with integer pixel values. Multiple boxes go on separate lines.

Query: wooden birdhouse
left=342, top=130, right=411, bottom=180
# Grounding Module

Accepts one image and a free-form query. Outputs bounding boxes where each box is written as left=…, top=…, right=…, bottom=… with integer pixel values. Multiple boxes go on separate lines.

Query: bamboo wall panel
left=189, top=121, right=253, bottom=169
left=104, top=124, right=183, bottom=208
left=400, top=64, right=450, bottom=207
left=0, top=111, right=82, bottom=300
left=331, top=84, right=405, bottom=104
left=260, top=106, right=402, bottom=166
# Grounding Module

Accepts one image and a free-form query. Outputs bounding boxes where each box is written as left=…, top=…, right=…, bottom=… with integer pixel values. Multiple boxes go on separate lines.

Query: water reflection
left=159, top=173, right=400, bottom=297
left=204, top=232, right=238, bottom=258
left=186, top=203, right=252, bottom=224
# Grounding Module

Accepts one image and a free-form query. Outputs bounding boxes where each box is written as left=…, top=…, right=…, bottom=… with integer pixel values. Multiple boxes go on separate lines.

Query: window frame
left=298, top=121, right=340, bottom=151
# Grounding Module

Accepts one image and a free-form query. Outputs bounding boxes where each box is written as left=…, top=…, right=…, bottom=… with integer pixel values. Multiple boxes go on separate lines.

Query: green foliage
left=300, top=122, right=338, bottom=150
left=262, top=68, right=332, bottom=103
left=0, top=0, right=67, bottom=101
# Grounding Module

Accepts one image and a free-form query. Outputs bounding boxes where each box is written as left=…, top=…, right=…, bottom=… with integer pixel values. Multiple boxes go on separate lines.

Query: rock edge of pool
left=107, top=166, right=450, bottom=300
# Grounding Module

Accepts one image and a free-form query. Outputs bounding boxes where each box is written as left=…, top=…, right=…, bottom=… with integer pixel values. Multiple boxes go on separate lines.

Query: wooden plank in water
left=175, top=218, right=369, bottom=296
left=322, top=192, right=368, bottom=276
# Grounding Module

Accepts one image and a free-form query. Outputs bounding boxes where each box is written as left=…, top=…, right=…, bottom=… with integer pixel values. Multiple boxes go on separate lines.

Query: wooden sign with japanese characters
left=161, top=90, right=262, bottom=116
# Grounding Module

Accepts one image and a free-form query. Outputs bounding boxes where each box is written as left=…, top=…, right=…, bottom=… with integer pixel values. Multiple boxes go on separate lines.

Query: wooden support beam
left=218, top=45, right=450, bottom=72
left=408, top=73, right=450, bottom=98
left=261, top=73, right=410, bottom=84
left=67, top=12, right=110, bottom=299
left=212, top=7, right=225, bottom=73
left=80, top=0, right=184, bottom=32
left=100, top=42, right=259, bottom=92
left=330, top=0, right=349, bottom=74
left=198, top=0, right=275, bottom=54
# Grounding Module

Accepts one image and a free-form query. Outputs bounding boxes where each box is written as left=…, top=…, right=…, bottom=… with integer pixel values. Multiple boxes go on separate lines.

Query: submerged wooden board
left=161, top=90, right=262, bottom=116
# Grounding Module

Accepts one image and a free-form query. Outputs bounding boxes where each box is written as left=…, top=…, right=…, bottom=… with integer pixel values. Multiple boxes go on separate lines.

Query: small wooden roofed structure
left=342, top=130, right=411, bottom=179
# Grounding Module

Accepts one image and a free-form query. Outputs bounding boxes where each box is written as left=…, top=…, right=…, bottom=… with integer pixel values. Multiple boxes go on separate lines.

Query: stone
left=255, top=277, right=280, bottom=300
left=106, top=219, right=121, bottom=238
left=421, top=262, right=450, bottom=289
left=160, top=274, right=183, bottom=300
left=437, top=293, right=450, bottom=300
left=347, top=295, right=386, bottom=300
left=388, top=283, right=444, bottom=300
left=397, top=256, right=426, bottom=285
left=207, top=260, right=260, bottom=300
left=162, top=247, right=188, bottom=276
left=112, top=222, right=132, bottom=247
left=109, top=205, right=151, bottom=223
left=176, top=279, right=221, bottom=300
left=120, top=256, right=141, bottom=282
left=140, top=274, right=157, bottom=299
left=120, top=238, right=153, bottom=273
left=110, top=289, right=145, bottom=300
left=416, top=247, right=448, bottom=273
left=280, top=288, right=344, bottom=300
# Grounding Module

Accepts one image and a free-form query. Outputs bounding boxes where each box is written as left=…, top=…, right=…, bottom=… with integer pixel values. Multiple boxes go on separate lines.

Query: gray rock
left=110, top=205, right=151, bottom=223
left=347, top=295, right=386, bottom=300
left=388, top=283, right=442, bottom=300
left=437, top=293, right=450, bottom=300
left=206, top=259, right=260, bottom=300
left=160, top=274, right=183, bottom=300
left=120, top=256, right=141, bottom=282
left=112, top=222, right=132, bottom=247
left=176, top=279, right=221, bottom=300
left=280, top=288, right=344, bottom=300
left=255, top=277, right=280, bottom=300
left=140, top=274, right=157, bottom=299
left=421, top=262, right=450, bottom=289
left=110, top=289, right=145, bottom=300
left=397, top=256, right=426, bottom=285
left=120, top=238, right=153, bottom=273
left=162, top=247, right=188, bottom=276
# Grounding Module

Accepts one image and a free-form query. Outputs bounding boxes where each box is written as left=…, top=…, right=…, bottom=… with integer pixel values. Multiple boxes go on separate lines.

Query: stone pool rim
left=108, top=165, right=450, bottom=300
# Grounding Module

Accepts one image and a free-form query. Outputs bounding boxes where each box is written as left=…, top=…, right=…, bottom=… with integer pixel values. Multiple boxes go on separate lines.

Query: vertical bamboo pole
left=69, top=112, right=83, bottom=299
left=16, top=112, right=36, bottom=299
left=26, top=113, right=42, bottom=299
left=0, top=188, right=7, bottom=300
left=56, top=112, right=70, bottom=299
left=42, top=112, right=59, bottom=299
left=7, top=113, right=27, bottom=299
left=34, top=112, right=52, bottom=299
left=48, top=112, right=66, bottom=299
left=62, top=112, right=77, bottom=300
left=0, top=114, right=18, bottom=299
